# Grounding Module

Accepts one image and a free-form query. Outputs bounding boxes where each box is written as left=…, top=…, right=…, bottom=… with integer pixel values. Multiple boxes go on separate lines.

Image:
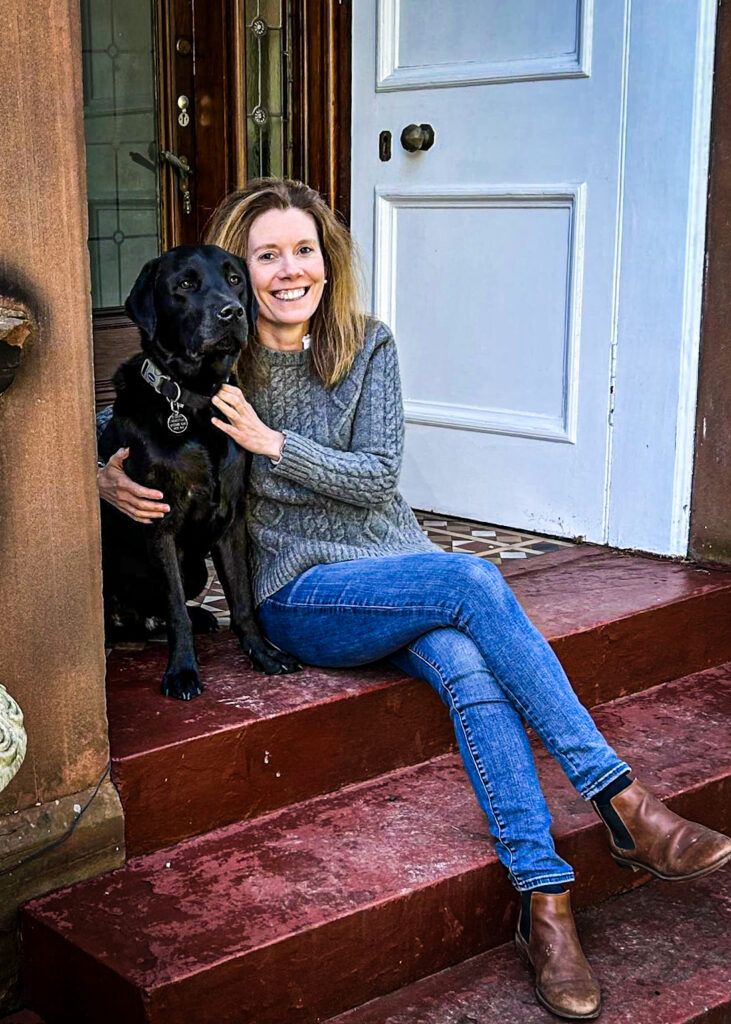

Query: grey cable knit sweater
left=246, top=318, right=441, bottom=606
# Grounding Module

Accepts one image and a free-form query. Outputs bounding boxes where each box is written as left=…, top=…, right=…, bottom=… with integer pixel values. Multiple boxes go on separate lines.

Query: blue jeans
left=257, top=552, right=630, bottom=891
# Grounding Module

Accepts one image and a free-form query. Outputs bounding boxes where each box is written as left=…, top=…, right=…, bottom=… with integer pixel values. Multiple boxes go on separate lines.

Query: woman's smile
left=271, top=286, right=309, bottom=302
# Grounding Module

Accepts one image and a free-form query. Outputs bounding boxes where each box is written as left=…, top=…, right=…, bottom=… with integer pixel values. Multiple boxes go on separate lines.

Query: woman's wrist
left=268, top=430, right=286, bottom=464
left=97, top=465, right=117, bottom=508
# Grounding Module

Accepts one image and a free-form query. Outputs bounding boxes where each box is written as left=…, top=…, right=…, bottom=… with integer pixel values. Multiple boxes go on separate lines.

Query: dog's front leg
left=148, top=530, right=204, bottom=699
left=212, top=525, right=301, bottom=675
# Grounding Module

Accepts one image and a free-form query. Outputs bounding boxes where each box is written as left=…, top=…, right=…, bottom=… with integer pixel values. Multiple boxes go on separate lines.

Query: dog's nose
left=217, top=303, right=244, bottom=323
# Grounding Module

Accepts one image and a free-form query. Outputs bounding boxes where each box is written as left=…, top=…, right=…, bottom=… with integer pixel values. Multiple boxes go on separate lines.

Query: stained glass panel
left=80, top=0, right=160, bottom=310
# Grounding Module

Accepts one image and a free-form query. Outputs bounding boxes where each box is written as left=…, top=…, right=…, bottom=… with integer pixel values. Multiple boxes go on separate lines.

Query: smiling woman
left=98, top=177, right=731, bottom=1021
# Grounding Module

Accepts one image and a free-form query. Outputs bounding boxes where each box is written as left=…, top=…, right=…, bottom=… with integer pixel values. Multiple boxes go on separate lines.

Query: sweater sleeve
left=96, top=405, right=113, bottom=442
left=270, top=330, right=404, bottom=509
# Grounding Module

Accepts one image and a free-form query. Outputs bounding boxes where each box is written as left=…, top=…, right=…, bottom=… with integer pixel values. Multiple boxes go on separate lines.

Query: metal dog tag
left=167, top=407, right=189, bottom=434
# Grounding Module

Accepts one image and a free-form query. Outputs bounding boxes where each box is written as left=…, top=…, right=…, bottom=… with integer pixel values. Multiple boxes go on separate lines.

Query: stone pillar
left=0, top=0, right=125, bottom=1011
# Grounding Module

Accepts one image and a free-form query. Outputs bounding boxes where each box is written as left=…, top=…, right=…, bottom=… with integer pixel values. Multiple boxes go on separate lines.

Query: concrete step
left=107, top=549, right=731, bottom=855
left=22, top=664, right=731, bottom=1024
left=328, top=867, right=731, bottom=1024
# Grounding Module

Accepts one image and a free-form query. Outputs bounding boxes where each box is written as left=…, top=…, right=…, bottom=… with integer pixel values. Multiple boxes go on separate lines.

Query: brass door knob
left=400, top=123, right=435, bottom=152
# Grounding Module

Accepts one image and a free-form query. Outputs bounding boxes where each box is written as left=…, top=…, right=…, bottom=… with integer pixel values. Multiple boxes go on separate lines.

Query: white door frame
left=606, top=0, right=717, bottom=555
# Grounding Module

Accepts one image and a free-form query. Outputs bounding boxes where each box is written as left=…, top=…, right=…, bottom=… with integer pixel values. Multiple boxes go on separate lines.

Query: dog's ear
left=125, top=256, right=160, bottom=337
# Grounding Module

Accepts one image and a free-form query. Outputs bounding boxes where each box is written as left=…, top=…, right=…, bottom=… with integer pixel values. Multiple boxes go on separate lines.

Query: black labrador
left=98, top=244, right=301, bottom=699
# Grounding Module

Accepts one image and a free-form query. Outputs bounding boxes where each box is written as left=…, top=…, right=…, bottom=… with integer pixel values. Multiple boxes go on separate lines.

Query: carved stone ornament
left=0, top=301, right=33, bottom=397
left=0, top=683, right=27, bottom=792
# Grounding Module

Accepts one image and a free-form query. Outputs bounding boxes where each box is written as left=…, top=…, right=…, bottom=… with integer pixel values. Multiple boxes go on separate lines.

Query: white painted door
left=350, top=0, right=714, bottom=547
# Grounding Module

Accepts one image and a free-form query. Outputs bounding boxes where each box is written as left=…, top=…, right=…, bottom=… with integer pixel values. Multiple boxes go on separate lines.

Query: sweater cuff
left=271, top=429, right=329, bottom=483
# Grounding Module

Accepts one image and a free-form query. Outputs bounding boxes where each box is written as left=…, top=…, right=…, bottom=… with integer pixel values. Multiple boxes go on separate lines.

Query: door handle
left=161, top=149, right=193, bottom=178
left=400, top=123, right=435, bottom=152
left=161, top=150, right=193, bottom=215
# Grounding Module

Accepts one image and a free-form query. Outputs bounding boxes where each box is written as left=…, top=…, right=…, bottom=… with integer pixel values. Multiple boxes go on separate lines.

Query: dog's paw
left=247, top=642, right=303, bottom=675
left=160, top=666, right=204, bottom=700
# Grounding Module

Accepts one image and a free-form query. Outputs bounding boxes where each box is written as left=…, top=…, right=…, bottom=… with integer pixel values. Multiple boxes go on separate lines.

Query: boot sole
left=611, top=844, right=731, bottom=881
left=514, top=932, right=602, bottom=1021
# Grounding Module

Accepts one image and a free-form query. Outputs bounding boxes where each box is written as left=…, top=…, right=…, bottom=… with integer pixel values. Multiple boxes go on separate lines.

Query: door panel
left=157, top=0, right=244, bottom=246
left=244, top=0, right=289, bottom=179
left=375, top=189, right=581, bottom=443
left=390, top=0, right=584, bottom=82
left=351, top=0, right=623, bottom=540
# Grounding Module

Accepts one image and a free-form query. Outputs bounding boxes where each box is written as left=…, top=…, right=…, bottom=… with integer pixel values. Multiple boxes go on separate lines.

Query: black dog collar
left=141, top=357, right=213, bottom=434
left=140, top=358, right=212, bottom=411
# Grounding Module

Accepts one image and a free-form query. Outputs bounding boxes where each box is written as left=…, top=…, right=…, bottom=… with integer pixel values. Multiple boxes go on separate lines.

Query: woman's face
left=246, top=207, right=326, bottom=334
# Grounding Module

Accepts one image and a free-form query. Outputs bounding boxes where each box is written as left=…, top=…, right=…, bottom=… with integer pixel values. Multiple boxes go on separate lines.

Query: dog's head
left=125, top=245, right=257, bottom=391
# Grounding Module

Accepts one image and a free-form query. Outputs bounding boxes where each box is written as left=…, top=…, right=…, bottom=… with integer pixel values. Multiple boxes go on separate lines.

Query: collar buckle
left=141, top=357, right=168, bottom=393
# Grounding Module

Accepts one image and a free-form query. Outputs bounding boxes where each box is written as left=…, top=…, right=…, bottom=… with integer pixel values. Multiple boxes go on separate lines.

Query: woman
left=99, top=178, right=731, bottom=1021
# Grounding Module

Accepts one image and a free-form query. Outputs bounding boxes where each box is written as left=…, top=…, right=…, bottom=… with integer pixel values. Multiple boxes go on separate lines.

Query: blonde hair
left=203, top=178, right=365, bottom=388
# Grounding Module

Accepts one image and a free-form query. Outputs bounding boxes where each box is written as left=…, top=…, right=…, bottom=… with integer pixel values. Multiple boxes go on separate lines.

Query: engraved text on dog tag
left=167, top=409, right=189, bottom=434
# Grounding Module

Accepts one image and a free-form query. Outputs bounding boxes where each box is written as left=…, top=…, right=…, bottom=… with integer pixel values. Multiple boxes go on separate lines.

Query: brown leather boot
left=593, top=779, right=731, bottom=880
left=515, top=890, right=601, bottom=1020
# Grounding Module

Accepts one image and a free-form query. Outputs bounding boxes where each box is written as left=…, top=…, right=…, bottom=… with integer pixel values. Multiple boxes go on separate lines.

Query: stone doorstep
left=10, top=868, right=731, bottom=1024
left=12, top=871, right=731, bottom=1024
left=11, top=870, right=731, bottom=1024
left=20, top=665, right=731, bottom=1024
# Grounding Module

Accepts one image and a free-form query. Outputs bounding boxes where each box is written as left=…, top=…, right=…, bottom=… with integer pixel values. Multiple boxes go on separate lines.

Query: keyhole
left=379, top=130, right=392, bottom=162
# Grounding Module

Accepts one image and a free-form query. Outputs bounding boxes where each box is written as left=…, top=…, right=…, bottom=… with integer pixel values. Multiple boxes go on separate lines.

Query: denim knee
left=435, top=554, right=514, bottom=619
left=404, top=627, right=510, bottom=712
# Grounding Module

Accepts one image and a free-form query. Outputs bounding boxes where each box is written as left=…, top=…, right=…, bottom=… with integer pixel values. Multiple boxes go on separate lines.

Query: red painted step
left=328, top=867, right=731, bottom=1024
left=108, top=549, right=731, bottom=855
left=22, top=665, right=731, bottom=1024
left=108, top=649, right=450, bottom=856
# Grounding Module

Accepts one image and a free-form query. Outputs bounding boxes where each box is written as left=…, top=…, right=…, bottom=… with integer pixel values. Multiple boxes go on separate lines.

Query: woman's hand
left=211, top=383, right=284, bottom=458
left=97, top=448, right=170, bottom=524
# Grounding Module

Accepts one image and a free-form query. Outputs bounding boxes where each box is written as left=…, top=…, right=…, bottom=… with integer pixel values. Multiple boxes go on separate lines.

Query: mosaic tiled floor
left=188, top=512, right=573, bottom=628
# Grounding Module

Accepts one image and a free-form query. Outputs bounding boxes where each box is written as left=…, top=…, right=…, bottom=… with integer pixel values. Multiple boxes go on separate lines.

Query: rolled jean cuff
left=512, top=870, right=576, bottom=893
left=580, top=761, right=632, bottom=801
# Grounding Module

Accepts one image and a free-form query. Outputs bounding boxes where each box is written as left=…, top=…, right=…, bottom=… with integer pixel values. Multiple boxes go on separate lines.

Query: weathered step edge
left=113, top=671, right=455, bottom=856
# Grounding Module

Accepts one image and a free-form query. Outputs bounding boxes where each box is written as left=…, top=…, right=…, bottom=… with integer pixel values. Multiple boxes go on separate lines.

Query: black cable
left=0, top=760, right=113, bottom=878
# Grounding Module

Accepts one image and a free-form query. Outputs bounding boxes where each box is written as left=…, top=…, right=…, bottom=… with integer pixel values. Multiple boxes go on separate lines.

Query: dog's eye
left=178, top=278, right=196, bottom=290
left=228, top=274, right=242, bottom=285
